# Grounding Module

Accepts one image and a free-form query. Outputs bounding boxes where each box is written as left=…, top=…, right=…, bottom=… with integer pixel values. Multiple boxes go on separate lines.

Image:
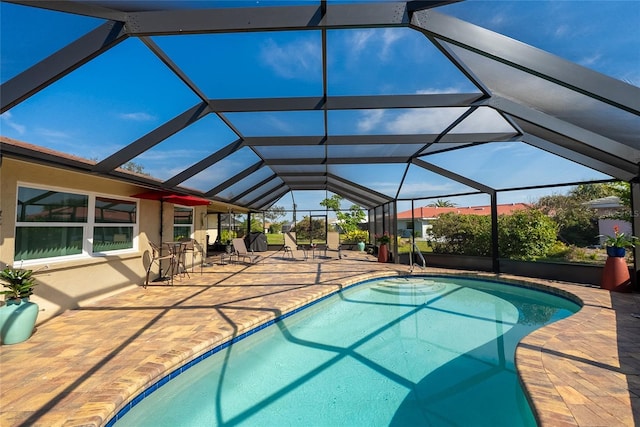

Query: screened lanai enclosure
left=1, top=0, right=639, bottom=283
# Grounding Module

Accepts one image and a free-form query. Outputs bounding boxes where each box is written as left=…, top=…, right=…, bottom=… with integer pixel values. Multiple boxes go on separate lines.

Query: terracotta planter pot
left=378, top=244, right=388, bottom=263
left=601, top=256, right=632, bottom=292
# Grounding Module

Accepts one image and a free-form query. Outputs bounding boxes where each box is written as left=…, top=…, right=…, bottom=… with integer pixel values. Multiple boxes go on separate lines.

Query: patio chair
left=326, top=231, right=342, bottom=259
left=232, top=238, right=262, bottom=265
left=282, top=232, right=308, bottom=260
left=145, top=241, right=176, bottom=287
left=179, top=238, right=203, bottom=274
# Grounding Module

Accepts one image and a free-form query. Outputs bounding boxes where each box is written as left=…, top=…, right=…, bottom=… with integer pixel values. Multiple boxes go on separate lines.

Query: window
left=173, top=206, right=193, bottom=240
left=92, top=197, right=136, bottom=253
left=14, top=184, right=138, bottom=263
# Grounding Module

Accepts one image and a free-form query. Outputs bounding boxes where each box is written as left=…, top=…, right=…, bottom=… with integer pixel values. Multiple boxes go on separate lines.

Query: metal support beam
left=412, top=158, right=495, bottom=194
left=161, top=138, right=245, bottom=190
left=263, top=156, right=412, bottom=165
left=631, top=180, right=640, bottom=290
left=487, top=97, right=640, bottom=165
left=1, top=21, right=128, bottom=112
left=522, top=133, right=637, bottom=182
left=252, top=187, right=290, bottom=211
left=230, top=175, right=280, bottom=204
left=407, top=1, right=462, bottom=13
left=140, top=37, right=210, bottom=104
left=325, top=186, right=379, bottom=210
left=243, top=132, right=518, bottom=148
left=244, top=182, right=287, bottom=209
left=6, top=0, right=128, bottom=20
left=124, top=3, right=409, bottom=36
left=205, top=161, right=266, bottom=197
left=411, top=10, right=640, bottom=115
left=206, top=93, right=483, bottom=113
left=490, top=191, right=499, bottom=273
left=328, top=173, right=392, bottom=203
left=94, top=102, right=211, bottom=173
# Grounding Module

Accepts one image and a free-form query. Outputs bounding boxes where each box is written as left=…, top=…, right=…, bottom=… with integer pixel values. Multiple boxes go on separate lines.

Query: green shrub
left=429, top=208, right=558, bottom=260
left=430, top=213, right=491, bottom=256
left=498, top=209, right=558, bottom=260
left=220, top=229, right=236, bottom=244
left=545, top=241, right=571, bottom=258
left=343, top=229, right=368, bottom=244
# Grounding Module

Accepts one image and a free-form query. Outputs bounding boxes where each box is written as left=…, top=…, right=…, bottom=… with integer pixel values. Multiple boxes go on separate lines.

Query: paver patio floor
left=0, top=250, right=638, bottom=426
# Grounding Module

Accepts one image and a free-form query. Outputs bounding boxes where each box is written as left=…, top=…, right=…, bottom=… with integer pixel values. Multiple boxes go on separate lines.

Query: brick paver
left=0, top=251, right=638, bottom=426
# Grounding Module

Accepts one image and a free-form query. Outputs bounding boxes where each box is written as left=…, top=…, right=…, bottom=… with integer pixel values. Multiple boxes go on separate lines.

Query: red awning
left=131, top=191, right=211, bottom=206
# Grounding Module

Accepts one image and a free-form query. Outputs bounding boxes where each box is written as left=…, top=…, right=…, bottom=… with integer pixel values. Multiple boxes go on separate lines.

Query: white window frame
left=173, top=205, right=194, bottom=241
left=15, top=182, right=139, bottom=266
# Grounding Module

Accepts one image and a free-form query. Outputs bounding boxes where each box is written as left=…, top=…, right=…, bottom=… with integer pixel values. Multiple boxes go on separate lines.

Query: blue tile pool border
left=105, top=273, right=581, bottom=426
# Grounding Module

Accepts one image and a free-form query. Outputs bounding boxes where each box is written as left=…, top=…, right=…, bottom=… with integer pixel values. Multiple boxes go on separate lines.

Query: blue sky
left=1, top=0, right=638, bottom=214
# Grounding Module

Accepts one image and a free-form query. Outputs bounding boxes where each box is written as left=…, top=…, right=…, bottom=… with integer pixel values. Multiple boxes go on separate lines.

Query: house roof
left=583, top=196, right=623, bottom=209
left=397, top=203, right=530, bottom=219
left=1, top=136, right=248, bottom=213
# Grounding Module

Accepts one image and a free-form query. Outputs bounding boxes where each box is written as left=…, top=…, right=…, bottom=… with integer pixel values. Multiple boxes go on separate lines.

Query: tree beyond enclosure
left=320, top=195, right=368, bottom=243
left=429, top=210, right=558, bottom=260
left=535, top=182, right=628, bottom=246
left=426, top=182, right=631, bottom=262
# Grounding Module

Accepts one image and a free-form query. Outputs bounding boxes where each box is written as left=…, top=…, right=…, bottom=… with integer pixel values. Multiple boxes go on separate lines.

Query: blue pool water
left=113, top=276, right=579, bottom=426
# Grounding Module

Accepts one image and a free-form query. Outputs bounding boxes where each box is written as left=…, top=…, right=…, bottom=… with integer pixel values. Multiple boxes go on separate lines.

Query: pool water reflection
left=113, top=276, right=579, bottom=427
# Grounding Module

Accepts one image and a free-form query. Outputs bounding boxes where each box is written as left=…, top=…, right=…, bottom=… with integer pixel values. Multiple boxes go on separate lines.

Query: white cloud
left=118, top=112, right=155, bottom=121
left=260, top=37, right=321, bottom=79
left=367, top=181, right=400, bottom=196
left=399, top=181, right=460, bottom=198
left=488, top=13, right=507, bottom=28
left=553, top=24, right=570, bottom=38
left=579, top=52, right=602, bottom=68
left=379, top=28, right=403, bottom=60
left=138, top=149, right=206, bottom=161
left=451, top=108, right=515, bottom=133
left=357, top=110, right=385, bottom=132
left=36, top=128, right=73, bottom=140
left=386, top=109, right=464, bottom=134
left=1, top=111, right=26, bottom=134
left=346, top=28, right=405, bottom=61
left=416, top=87, right=465, bottom=95
left=619, top=70, right=640, bottom=88
left=355, top=107, right=514, bottom=135
left=265, top=114, right=297, bottom=134
left=349, top=30, right=374, bottom=55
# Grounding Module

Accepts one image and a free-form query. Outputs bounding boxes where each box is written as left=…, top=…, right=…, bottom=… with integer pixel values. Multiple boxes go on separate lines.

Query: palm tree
left=428, top=199, right=456, bottom=207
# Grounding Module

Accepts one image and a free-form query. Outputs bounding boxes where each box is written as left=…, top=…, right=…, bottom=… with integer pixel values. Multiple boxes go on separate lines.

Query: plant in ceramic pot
left=599, top=225, right=639, bottom=257
left=0, top=264, right=47, bottom=344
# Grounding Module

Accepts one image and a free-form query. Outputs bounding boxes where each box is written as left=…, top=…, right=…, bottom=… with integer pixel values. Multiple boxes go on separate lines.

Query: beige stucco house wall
left=1, top=157, right=209, bottom=323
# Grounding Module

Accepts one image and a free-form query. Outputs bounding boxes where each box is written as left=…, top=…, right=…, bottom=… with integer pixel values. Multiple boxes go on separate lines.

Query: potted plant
left=598, top=226, right=637, bottom=292
left=0, top=265, right=46, bottom=344
left=599, top=225, right=639, bottom=257
left=375, top=233, right=391, bottom=263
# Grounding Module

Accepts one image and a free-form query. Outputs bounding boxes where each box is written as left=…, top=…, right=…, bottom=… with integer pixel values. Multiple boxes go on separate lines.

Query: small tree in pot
left=0, top=265, right=47, bottom=345
left=1, top=267, right=38, bottom=301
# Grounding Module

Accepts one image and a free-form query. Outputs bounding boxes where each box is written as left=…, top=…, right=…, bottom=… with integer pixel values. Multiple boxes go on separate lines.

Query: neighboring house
left=583, top=196, right=632, bottom=245
left=396, top=203, right=530, bottom=239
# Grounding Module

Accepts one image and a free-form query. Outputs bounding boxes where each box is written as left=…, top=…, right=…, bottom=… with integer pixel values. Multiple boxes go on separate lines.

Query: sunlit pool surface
left=112, top=276, right=579, bottom=427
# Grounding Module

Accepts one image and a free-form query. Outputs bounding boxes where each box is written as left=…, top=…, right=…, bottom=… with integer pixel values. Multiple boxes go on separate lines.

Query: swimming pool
left=111, top=276, right=579, bottom=426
